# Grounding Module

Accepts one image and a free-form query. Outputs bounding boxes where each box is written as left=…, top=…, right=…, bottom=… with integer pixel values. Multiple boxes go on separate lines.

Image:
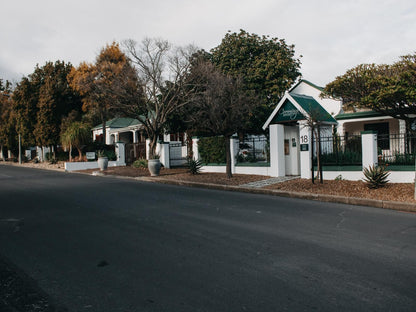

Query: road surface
left=0, top=165, right=415, bottom=311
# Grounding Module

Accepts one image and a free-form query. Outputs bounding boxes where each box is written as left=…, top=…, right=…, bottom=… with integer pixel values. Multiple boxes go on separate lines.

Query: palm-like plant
left=363, top=165, right=390, bottom=189
left=61, top=121, right=91, bottom=161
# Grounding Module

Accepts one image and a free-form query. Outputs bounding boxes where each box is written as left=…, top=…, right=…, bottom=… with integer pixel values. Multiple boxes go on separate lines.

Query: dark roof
left=335, top=110, right=384, bottom=120
left=290, top=93, right=337, bottom=123
left=92, top=117, right=140, bottom=130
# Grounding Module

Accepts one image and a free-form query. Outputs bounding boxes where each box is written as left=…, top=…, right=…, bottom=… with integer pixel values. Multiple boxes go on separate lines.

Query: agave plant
left=362, top=165, right=390, bottom=189
left=187, top=157, right=203, bottom=175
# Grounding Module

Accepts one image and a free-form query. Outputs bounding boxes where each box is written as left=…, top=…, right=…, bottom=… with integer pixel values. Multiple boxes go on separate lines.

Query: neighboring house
left=335, top=109, right=416, bottom=157
left=262, top=79, right=342, bottom=176
left=92, top=117, right=146, bottom=145
left=92, top=117, right=188, bottom=165
left=262, top=79, right=416, bottom=179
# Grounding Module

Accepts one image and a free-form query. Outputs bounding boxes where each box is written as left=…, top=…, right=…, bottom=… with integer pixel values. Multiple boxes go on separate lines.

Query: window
left=284, top=139, right=290, bottom=155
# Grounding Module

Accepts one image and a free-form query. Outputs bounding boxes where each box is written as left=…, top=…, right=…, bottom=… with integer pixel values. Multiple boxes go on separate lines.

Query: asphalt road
left=0, top=165, right=416, bottom=312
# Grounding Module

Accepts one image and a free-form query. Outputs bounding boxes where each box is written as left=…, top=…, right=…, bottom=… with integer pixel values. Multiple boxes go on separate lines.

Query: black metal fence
left=315, top=134, right=362, bottom=166
left=378, top=133, right=416, bottom=166
left=125, top=142, right=146, bottom=164
left=237, top=135, right=270, bottom=164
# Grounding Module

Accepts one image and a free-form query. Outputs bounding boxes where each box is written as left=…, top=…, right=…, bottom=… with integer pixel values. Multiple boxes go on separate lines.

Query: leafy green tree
left=210, top=29, right=302, bottom=132
left=12, top=61, right=82, bottom=152
left=323, top=54, right=416, bottom=133
left=0, top=79, right=16, bottom=158
left=61, top=121, right=91, bottom=161
left=12, top=77, right=38, bottom=148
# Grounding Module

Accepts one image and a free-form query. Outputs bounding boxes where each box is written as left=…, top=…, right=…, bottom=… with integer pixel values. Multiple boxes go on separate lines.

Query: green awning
left=270, top=93, right=337, bottom=124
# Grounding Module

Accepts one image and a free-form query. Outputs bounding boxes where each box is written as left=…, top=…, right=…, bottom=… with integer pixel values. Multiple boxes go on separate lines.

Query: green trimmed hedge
left=198, top=137, right=226, bottom=164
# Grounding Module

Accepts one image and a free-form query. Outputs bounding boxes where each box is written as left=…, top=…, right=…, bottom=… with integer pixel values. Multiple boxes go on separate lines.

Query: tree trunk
left=311, top=128, right=314, bottom=184
left=149, top=134, right=158, bottom=158
left=69, top=143, right=72, bottom=162
left=76, top=146, right=82, bottom=161
left=225, top=135, right=232, bottom=179
left=317, top=126, right=323, bottom=184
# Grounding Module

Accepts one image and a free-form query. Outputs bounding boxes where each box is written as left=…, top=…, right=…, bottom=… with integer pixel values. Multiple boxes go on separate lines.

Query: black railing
left=315, top=135, right=362, bottom=166
left=378, top=133, right=416, bottom=166
left=237, top=136, right=270, bottom=164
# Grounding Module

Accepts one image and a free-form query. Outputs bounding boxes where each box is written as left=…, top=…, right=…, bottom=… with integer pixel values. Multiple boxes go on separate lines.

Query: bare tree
left=122, top=38, right=197, bottom=157
left=186, top=60, right=257, bottom=178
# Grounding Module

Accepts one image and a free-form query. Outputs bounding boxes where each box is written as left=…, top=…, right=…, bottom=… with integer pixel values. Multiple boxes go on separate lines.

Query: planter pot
left=98, top=157, right=108, bottom=171
left=148, top=159, right=161, bottom=176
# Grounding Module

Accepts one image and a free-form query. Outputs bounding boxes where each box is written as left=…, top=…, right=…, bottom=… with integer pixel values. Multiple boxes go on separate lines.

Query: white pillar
left=361, top=131, right=378, bottom=169
left=299, top=122, right=312, bottom=179
left=269, top=124, right=285, bottom=177
left=115, top=142, right=126, bottom=165
left=192, top=137, right=200, bottom=161
left=132, top=131, right=139, bottom=143
left=158, top=142, right=170, bottom=168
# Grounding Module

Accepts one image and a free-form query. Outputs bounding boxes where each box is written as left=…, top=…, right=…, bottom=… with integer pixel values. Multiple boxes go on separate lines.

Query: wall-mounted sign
left=272, top=100, right=305, bottom=123
left=300, top=144, right=309, bottom=151
left=86, top=152, right=96, bottom=160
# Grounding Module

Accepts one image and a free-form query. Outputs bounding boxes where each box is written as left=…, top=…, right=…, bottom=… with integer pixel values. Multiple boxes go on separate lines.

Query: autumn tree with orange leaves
left=68, top=42, right=139, bottom=144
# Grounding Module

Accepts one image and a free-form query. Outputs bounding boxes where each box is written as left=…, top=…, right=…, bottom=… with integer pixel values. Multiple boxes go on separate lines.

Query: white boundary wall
left=194, top=132, right=416, bottom=183
left=65, top=161, right=126, bottom=171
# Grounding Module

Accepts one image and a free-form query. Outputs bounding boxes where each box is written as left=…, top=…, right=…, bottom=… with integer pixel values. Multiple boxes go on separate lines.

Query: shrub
left=198, top=136, right=226, bottom=164
left=363, top=165, right=390, bottom=189
left=187, top=158, right=203, bottom=175
left=132, top=158, right=148, bottom=169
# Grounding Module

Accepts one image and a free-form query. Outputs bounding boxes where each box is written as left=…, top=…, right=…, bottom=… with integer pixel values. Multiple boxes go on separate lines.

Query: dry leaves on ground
left=265, top=179, right=416, bottom=203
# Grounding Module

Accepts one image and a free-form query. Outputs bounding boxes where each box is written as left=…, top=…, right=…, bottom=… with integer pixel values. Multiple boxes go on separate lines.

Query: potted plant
left=97, top=150, right=108, bottom=171
left=148, top=154, right=161, bottom=176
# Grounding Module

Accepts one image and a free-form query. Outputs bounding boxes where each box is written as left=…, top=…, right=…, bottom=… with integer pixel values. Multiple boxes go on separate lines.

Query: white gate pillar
left=361, top=131, right=378, bottom=169
left=115, top=142, right=126, bottom=165
left=269, top=124, right=285, bottom=177
left=299, top=122, right=312, bottom=179
left=157, top=142, right=170, bottom=169
left=192, top=137, right=200, bottom=161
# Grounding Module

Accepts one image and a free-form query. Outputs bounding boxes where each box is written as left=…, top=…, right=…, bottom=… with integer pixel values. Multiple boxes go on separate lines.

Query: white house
left=92, top=117, right=146, bottom=145
left=262, top=79, right=342, bottom=177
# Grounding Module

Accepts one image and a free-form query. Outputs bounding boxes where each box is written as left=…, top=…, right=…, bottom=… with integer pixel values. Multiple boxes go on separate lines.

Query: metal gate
left=125, top=143, right=146, bottom=164
left=169, top=142, right=188, bottom=167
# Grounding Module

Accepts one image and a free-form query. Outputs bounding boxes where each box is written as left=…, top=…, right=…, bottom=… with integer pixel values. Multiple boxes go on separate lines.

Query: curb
left=137, top=176, right=416, bottom=213
left=2, top=162, right=415, bottom=213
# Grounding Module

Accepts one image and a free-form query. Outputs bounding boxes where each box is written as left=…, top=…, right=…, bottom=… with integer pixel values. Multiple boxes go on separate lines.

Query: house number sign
left=300, top=135, right=308, bottom=144
left=300, top=135, right=309, bottom=151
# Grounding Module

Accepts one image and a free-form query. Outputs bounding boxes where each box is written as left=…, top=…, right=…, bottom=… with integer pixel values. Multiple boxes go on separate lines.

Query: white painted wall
left=64, top=160, right=126, bottom=171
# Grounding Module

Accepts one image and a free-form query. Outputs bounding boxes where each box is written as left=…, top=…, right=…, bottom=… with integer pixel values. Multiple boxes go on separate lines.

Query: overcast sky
left=1, top=0, right=415, bottom=87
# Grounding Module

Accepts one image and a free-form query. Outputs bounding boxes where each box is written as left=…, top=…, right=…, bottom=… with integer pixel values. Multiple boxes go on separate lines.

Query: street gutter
left=137, top=176, right=416, bottom=213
